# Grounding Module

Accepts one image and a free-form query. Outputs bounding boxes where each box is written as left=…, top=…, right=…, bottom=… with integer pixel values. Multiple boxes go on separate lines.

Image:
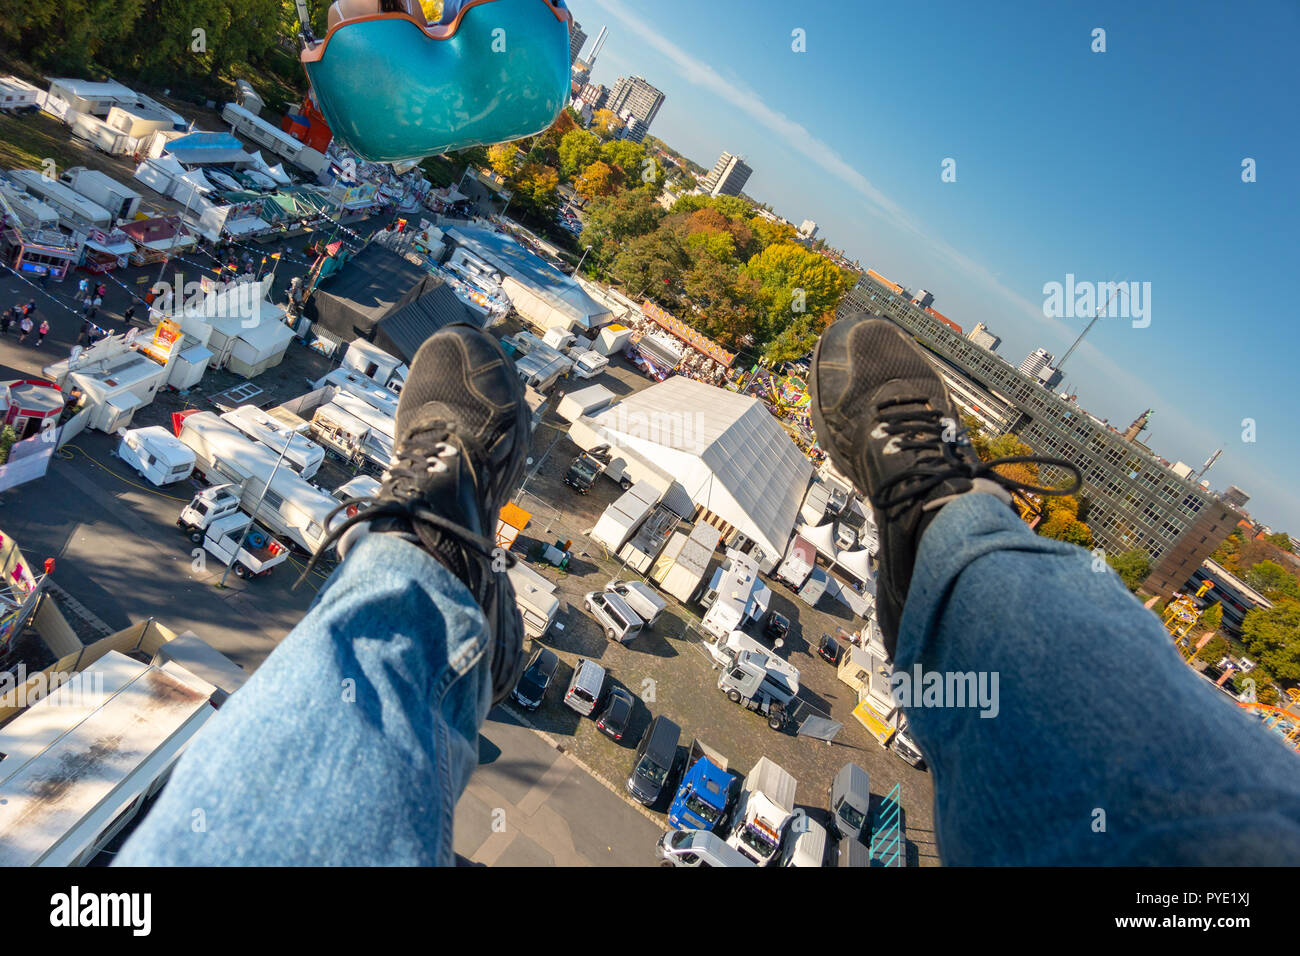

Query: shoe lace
left=872, top=398, right=1083, bottom=515
left=296, top=427, right=515, bottom=590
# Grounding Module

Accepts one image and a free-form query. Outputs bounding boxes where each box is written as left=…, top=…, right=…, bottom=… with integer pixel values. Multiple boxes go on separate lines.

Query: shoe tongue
left=401, top=403, right=459, bottom=441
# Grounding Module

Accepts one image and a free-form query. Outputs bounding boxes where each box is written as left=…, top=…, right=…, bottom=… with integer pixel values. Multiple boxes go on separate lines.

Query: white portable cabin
left=7, top=168, right=111, bottom=230
left=116, top=425, right=195, bottom=486
left=177, top=412, right=338, bottom=553
left=221, top=404, right=324, bottom=479
left=592, top=480, right=661, bottom=553
left=556, top=383, right=614, bottom=423
left=46, top=77, right=137, bottom=117
left=310, top=400, right=394, bottom=470
left=64, top=344, right=168, bottom=433
left=167, top=344, right=214, bottom=390
left=651, top=522, right=722, bottom=603
left=340, top=339, right=408, bottom=392
left=618, top=505, right=679, bottom=575
left=507, top=561, right=561, bottom=639
left=105, top=103, right=174, bottom=139
left=0, top=182, right=59, bottom=230
left=0, top=651, right=218, bottom=867
left=70, top=111, right=133, bottom=155
left=0, top=75, right=41, bottom=111
left=314, top=367, right=400, bottom=418
left=61, top=167, right=142, bottom=221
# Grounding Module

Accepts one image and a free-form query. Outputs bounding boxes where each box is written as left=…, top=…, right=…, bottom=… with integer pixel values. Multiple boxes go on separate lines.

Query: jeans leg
left=116, top=533, right=491, bottom=866
left=896, top=492, right=1300, bottom=865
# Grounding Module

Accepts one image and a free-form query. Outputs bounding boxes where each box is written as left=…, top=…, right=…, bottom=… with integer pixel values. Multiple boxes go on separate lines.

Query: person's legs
left=115, top=532, right=490, bottom=866
left=811, top=312, right=1300, bottom=865
left=117, top=323, right=530, bottom=866
left=897, top=491, right=1300, bottom=865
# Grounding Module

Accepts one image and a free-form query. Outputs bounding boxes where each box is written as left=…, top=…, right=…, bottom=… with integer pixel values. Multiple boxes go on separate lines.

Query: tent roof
left=587, top=377, right=811, bottom=562
left=444, top=224, right=613, bottom=330
left=306, top=245, right=476, bottom=359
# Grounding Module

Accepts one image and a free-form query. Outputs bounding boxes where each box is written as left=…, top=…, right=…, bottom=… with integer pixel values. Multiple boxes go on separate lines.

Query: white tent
left=581, top=377, right=812, bottom=566
left=836, top=547, right=874, bottom=583
left=802, top=520, right=839, bottom=559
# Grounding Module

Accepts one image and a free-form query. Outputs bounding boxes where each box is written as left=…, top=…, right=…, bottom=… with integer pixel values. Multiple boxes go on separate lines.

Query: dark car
left=817, top=634, right=843, bottom=665
left=763, top=611, right=790, bottom=644
left=511, top=647, right=560, bottom=710
left=596, top=687, right=636, bottom=742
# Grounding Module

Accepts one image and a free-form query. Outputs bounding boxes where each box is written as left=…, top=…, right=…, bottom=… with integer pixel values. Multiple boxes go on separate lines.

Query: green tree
left=1193, top=634, right=1229, bottom=664
left=1106, top=549, right=1152, bottom=592
left=557, top=129, right=601, bottom=179
left=1239, top=600, right=1300, bottom=681
left=1266, top=532, right=1294, bottom=554
left=574, top=160, right=618, bottom=201
left=599, top=139, right=647, bottom=188
left=1199, top=602, right=1224, bottom=634
left=1211, top=529, right=1244, bottom=573
left=488, top=142, right=520, bottom=179
left=1245, top=561, right=1300, bottom=602
left=0, top=425, right=15, bottom=466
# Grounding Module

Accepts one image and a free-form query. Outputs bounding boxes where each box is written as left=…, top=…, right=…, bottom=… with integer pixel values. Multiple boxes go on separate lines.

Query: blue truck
left=667, top=739, right=738, bottom=833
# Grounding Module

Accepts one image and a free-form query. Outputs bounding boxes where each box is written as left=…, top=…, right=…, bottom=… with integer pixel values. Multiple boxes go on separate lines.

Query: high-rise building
left=798, top=219, right=818, bottom=239
left=1019, top=348, right=1055, bottom=380
left=911, top=289, right=934, bottom=310
left=619, top=114, right=648, bottom=143
left=701, top=151, right=753, bottom=198
left=1222, top=485, right=1251, bottom=509
left=569, top=21, right=587, bottom=64
left=968, top=322, right=1001, bottom=352
left=606, top=75, right=665, bottom=132
left=578, top=82, right=608, bottom=111
left=839, top=274, right=1238, bottom=596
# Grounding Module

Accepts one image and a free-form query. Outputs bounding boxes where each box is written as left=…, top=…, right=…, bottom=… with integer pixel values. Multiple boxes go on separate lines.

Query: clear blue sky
left=573, top=0, right=1300, bottom=535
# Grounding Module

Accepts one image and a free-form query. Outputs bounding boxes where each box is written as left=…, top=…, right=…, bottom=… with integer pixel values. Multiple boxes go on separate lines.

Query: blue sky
left=572, top=0, right=1300, bottom=534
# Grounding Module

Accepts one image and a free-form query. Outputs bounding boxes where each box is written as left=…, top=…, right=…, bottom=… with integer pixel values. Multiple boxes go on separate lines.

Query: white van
left=658, top=829, right=755, bottom=868
left=584, top=590, right=644, bottom=644
left=606, top=580, right=666, bottom=629
left=117, top=426, right=195, bottom=486
left=780, top=809, right=828, bottom=867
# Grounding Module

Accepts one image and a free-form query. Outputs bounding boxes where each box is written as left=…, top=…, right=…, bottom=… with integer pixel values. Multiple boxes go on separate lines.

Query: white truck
left=698, top=549, right=771, bottom=640
left=200, top=511, right=290, bottom=580
left=178, top=488, right=290, bottom=578
left=727, top=757, right=798, bottom=866
left=176, top=413, right=339, bottom=553
left=712, top=630, right=800, bottom=731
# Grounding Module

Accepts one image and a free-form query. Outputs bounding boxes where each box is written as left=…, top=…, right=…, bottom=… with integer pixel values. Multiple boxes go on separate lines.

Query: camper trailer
left=176, top=412, right=338, bottom=553
left=507, top=561, right=561, bottom=639
left=7, top=168, right=112, bottom=231
left=116, top=425, right=195, bottom=486
left=221, top=405, right=324, bottom=479
left=60, top=167, right=141, bottom=221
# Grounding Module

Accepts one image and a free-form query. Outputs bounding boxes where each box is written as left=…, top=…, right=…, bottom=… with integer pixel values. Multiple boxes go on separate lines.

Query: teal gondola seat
left=302, top=0, right=573, bottom=162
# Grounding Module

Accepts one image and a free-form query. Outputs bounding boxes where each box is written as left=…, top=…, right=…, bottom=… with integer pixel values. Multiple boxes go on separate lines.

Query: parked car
left=585, top=589, right=644, bottom=644
left=596, top=686, right=636, bottom=742
left=763, top=611, right=791, bottom=644
left=563, top=658, right=606, bottom=716
left=626, top=715, right=681, bottom=806
left=511, top=647, right=560, bottom=710
left=817, top=633, right=843, bottom=665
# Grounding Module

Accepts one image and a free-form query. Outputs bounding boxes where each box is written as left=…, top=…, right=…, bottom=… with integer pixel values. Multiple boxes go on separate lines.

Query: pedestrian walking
left=95, top=283, right=107, bottom=298
left=18, top=315, right=32, bottom=343
left=1, top=307, right=13, bottom=336
left=92, top=295, right=102, bottom=310
left=124, top=305, right=136, bottom=325
left=36, top=319, right=49, bottom=346
left=77, top=278, right=89, bottom=296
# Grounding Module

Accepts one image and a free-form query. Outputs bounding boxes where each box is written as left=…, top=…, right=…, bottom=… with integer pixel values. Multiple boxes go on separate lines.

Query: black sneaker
left=810, top=313, right=1079, bottom=658
left=306, top=323, right=532, bottom=704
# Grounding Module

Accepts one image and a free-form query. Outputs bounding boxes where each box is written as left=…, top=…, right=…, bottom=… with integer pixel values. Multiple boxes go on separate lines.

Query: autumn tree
left=558, top=129, right=601, bottom=178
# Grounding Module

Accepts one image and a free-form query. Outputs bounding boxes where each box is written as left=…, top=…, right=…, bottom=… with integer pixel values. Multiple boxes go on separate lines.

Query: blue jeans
left=116, top=534, right=491, bottom=866
left=898, top=493, right=1300, bottom=865
left=118, top=495, right=1300, bottom=865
